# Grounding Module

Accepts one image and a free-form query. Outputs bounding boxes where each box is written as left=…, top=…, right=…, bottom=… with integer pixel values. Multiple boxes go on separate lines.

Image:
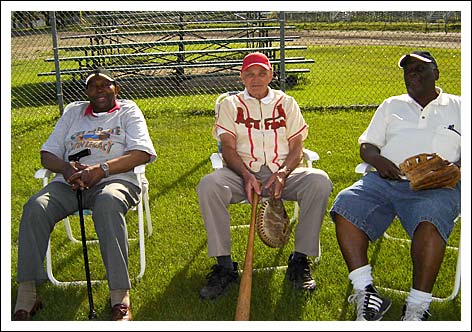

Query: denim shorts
left=329, top=172, right=461, bottom=242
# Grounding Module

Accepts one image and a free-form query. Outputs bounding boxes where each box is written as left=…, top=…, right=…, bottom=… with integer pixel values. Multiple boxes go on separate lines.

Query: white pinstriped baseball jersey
left=213, top=88, right=308, bottom=173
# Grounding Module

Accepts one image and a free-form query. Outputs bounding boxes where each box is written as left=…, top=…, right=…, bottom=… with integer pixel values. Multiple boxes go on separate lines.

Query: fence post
left=50, top=11, right=65, bottom=115
left=279, top=11, right=286, bottom=92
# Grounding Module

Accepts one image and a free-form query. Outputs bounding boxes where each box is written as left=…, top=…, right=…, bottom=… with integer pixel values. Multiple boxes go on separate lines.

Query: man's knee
left=306, top=170, right=333, bottom=195
left=94, top=191, right=128, bottom=215
left=22, top=194, right=47, bottom=219
left=197, top=173, right=219, bottom=198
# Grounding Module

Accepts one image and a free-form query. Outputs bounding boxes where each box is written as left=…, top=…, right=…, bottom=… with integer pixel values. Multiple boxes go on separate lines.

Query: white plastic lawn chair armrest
left=34, top=168, right=53, bottom=179
left=134, top=164, right=148, bottom=194
left=302, top=148, right=319, bottom=168
left=355, top=162, right=375, bottom=174
left=134, top=164, right=146, bottom=175
left=210, top=152, right=223, bottom=169
left=302, top=148, right=320, bottom=162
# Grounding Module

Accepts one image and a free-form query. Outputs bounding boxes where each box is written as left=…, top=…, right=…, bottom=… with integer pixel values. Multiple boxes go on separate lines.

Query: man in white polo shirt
left=197, top=52, right=332, bottom=300
left=330, top=51, right=461, bottom=321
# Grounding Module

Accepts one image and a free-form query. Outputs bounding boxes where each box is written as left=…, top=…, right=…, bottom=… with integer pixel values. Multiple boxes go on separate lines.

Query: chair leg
left=136, top=195, right=146, bottom=281
left=379, top=234, right=460, bottom=302
left=47, top=204, right=148, bottom=285
left=432, top=240, right=460, bottom=302
left=41, top=166, right=149, bottom=285
left=46, top=238, right=103, bottom=286
left=144, top=188, right=153, bottom=237
left=63, top=214, right=99, bottom=244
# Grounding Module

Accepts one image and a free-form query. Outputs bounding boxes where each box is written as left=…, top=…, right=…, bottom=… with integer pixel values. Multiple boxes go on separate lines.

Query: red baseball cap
left=241, top=52, right=272, bottom=72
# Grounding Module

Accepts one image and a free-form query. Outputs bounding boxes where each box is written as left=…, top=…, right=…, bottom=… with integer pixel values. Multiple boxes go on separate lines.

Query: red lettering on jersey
left=235, top=107, right=260, bottom=129
left=264, top=104, right=287, bottom=130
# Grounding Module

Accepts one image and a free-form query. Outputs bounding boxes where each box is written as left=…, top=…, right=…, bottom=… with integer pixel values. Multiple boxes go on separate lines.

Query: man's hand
left=62, top=161, right=81, bottom=182
left=264, top=169, right=287, bottom=199
left=373, top=157, right=404, bottom=180
left=360, top=143, right=403, bottom=180
left=242, top=172, right=261, bottom=205
left=67, top=163, right=103, bottom=190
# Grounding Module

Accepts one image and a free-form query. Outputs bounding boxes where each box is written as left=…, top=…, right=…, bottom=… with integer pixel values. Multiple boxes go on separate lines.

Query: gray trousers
left=197, top=166, right=332, bottom=258
left=16, top=180, right=140, bottom=290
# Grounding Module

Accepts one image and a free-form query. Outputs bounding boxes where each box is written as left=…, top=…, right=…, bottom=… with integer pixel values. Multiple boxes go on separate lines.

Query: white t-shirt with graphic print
left=41, top=99, right=156, bottom=188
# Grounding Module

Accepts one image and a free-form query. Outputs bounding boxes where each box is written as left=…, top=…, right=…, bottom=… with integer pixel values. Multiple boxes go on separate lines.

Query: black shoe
left=286, top=253, right=316, bottom=291
left=400, top=303, right=431, bottom=321
left=199, top=262, right=239, bottom=300
left=348, top=284, right=391, bottom=321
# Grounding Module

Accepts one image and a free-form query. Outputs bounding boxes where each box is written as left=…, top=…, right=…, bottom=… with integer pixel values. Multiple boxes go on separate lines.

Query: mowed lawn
left=9, top=104, right=462, bottom=325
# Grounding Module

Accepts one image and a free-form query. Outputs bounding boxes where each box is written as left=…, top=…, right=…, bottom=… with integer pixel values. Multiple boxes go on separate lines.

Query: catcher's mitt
left=256, top=197, right=291, bottom=248
left=399, top=153, right=460, bottom=191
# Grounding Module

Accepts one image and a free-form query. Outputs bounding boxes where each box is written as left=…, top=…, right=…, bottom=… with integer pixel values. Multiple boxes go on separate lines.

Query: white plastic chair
left=35, top=165, right=152, bottom=286
left=355, top=162, right=461, bottom=302
left=210, top=91, right=321, bottom=270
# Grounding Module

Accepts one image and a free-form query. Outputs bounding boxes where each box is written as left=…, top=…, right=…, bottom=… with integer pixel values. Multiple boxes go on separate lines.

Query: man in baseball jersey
left=12, top=68, right=156, bottom=321
left=197, top=52, right=332, bottom=300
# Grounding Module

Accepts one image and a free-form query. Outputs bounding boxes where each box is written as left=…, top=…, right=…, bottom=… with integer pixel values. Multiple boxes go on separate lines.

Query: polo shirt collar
left=406, top=87, right=447, bottom=106
left=84, top=100, right=120, bottom=117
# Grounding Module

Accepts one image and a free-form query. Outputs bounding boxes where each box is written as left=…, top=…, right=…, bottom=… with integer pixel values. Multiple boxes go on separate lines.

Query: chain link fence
left=11, top=11, right=461, bottom=116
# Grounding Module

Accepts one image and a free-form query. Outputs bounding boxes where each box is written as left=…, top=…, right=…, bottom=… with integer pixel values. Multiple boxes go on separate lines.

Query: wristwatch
left=277, top=165, right=293, bottom=175
left=100, top=162, right=110, bottom=178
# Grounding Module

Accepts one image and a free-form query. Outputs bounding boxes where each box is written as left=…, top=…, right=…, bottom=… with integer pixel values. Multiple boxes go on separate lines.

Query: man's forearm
left=222, top=148, right=251, bottom=178
left=40, top=151, right=70, bottom=174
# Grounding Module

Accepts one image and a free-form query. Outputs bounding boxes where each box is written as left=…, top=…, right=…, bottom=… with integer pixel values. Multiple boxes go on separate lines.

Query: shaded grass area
left=10, top=107, right=461, bottom=322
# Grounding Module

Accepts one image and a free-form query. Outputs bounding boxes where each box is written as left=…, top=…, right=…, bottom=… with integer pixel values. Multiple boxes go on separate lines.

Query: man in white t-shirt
left=197, top=52, right=332, bottom=300
left=13, top=68, right=156, bottom=321
left=330, top=51, right=461, bottom=321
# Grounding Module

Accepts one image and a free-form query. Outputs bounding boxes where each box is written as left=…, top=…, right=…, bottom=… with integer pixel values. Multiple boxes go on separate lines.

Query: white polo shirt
left=359, top=87, right=461, bottom=166
left=214, top=88, right=308, bottom=172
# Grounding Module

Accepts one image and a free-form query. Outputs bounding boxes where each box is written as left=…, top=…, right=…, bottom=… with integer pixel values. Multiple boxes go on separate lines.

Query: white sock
left=14, top=281, right=37, bottom=312
left=406, top=288, right=432, bottom=307
left=110, top=289, right=130, bottom=307
left=348, top=264, right=373, bottom=291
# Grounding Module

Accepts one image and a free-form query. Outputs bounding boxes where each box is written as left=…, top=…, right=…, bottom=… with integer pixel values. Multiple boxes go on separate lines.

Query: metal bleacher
left=40, top=11, right=314, bottom=95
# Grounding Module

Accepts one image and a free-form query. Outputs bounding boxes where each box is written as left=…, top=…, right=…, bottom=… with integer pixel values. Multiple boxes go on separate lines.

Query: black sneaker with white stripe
left=348, top=284, right=391, bottom=321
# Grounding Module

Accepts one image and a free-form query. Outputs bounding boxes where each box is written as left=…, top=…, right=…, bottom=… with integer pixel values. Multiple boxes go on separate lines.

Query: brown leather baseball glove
left=399, top=153, right=460, bottom=191
left=256, top=196, right=291, bottom=248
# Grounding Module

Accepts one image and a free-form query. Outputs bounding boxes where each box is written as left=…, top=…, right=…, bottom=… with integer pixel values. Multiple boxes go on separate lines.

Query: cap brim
left=85, top=73, right=115, bottom=85
left=398, top=54, right=433, bottom=68
left=241, top=63, right=272, bottom=72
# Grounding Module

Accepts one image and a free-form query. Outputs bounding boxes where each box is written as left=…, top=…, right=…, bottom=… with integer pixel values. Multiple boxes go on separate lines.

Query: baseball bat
left=234, top=190, right=259, bottom=321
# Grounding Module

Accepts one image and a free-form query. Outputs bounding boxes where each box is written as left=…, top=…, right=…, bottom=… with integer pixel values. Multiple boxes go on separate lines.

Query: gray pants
left=16, top=180, right=140, bottom=290
left=197, top=166, right=332, bottom=258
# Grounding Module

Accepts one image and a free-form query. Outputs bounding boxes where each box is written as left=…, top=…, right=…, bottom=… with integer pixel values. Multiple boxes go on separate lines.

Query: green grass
left=10, top=105, right=461, bottom=322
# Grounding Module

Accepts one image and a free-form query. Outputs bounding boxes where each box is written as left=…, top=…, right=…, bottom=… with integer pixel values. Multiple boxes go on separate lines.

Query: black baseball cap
left=398, top=51, right=438, bottom=68
left=85, top=67, right=115, bottom=86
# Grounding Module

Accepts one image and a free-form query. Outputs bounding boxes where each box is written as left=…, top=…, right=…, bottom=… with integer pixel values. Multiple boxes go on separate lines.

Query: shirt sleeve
left=358, top=101, right=387, bottom=148
left=40, top=102, right=79, bottom=160
left=122, top=102, right=157, bottom=163
left=212, top=98, right=237, bottom=141
left=284, top=96, right=308, bottom=141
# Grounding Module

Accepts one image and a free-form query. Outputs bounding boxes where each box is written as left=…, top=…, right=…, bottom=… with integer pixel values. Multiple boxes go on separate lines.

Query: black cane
left=68, top=148, right=96, bottom=320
